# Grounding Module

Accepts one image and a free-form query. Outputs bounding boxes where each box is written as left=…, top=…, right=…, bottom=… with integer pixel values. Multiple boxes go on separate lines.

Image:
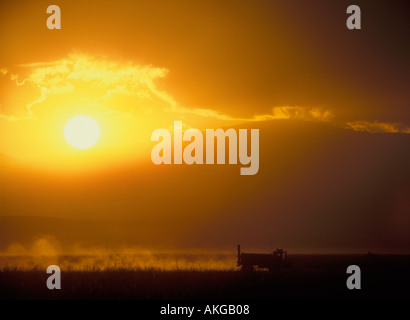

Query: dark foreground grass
left=1, top=254, right=409, bottom=300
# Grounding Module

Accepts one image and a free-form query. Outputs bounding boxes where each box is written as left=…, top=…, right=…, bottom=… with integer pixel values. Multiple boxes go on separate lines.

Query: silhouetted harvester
left=237, top=245, right=289, bottom=272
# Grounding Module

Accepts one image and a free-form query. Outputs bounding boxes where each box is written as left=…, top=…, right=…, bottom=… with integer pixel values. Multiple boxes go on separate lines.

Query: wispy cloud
left=0, top=53, right=407, bottom=134
left=1, top=53, right=170, bottom=120
left=251, top=106, right=333, bottom=122
left=345, top=121, right=410, bottom=133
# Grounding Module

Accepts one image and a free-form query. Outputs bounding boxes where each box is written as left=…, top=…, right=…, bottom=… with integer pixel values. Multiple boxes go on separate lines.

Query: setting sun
left=64, top=116, right=100, bottom=150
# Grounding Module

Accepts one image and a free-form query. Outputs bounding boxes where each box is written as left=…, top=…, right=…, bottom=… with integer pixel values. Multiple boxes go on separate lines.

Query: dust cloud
left=0, top=236, right=236, bottom=271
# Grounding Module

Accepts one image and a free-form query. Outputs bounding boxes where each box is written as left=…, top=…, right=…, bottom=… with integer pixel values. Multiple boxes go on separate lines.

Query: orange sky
left=0, top=0, right=409, bottom=253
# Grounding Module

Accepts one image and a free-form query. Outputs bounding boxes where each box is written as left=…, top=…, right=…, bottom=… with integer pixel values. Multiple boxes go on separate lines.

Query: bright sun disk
left=64, top=116, right=100, bottom=150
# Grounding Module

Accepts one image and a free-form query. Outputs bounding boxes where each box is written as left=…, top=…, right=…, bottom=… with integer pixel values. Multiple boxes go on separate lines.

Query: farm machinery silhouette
left=237, top=245, right=290, bottom=272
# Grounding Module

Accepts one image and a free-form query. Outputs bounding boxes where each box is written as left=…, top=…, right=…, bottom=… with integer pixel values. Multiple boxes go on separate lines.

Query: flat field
left=1, top=254, right=409, bottom=300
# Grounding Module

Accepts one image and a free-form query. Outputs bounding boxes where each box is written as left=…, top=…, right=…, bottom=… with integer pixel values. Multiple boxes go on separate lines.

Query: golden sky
left=1, top=1, right=409, bottom=164
left=0, top=0, right=409, bottom=253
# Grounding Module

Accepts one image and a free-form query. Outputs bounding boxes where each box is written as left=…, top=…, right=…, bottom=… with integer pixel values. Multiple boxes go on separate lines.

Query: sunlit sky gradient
left=0, top=0, right=409, bottom=253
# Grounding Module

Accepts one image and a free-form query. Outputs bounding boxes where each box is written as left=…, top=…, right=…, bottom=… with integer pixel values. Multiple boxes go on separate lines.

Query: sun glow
left=64, top=116, right=100, bottom=150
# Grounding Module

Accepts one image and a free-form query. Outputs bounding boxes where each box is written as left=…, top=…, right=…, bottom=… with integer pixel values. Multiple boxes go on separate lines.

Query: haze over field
left=1, top=120, right=409, bottom=255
